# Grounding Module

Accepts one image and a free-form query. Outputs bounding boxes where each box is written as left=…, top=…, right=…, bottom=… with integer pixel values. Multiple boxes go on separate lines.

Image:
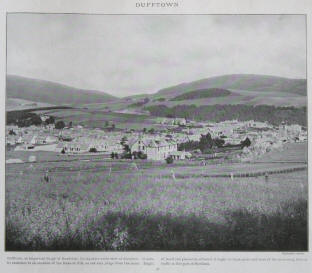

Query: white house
left=129, top=137, right=178, bottom=160
left=174, top=118, right=187, bottom=126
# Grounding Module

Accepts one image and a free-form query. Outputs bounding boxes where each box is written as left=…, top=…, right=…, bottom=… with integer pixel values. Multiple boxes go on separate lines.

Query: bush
left=55, top=121, right=65, bottom=129
left=111, top=152, right=119, bottom=159
left=165, top=156, right=174, bottom=164
left=45, top=116, right=55, bottom=124
left=121, top=152, right=132, bottom=159
left=89, top=148, right=97, bottom=153
left=241, top=137, right=251, bottom=148
left=137, top=151, right=147, bottom=159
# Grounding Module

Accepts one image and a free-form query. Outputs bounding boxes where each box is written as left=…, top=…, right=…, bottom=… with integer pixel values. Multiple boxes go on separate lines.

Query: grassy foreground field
left=6, top=156, right=307, bottom=250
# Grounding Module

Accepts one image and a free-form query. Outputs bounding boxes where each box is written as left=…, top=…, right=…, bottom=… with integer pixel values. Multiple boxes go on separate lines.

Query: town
left=5, top=13, right=308, bottom=253
left=5, top=113, right=307, bottom=163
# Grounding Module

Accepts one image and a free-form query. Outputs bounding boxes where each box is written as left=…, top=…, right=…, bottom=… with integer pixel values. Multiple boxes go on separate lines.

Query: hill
left=170, top=88, right=232, bottom=101
left=156, top=74, right=306, bottom=98
left=6, top=75, right=118, bottom=106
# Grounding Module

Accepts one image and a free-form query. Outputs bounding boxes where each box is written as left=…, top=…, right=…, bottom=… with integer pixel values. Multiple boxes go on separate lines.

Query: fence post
left=230, top=172, right=234, bottom=181
left=171, top=170, right=176, bottom=181
left=265, top=172, right=269, bottom=183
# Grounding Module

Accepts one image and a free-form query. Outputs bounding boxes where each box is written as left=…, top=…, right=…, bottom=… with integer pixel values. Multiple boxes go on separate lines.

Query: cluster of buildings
left=6, top=117, right=307, bottom=161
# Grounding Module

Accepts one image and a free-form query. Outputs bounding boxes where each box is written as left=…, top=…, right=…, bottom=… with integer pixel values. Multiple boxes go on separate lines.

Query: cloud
left=7, top=14, right=306, bottom=97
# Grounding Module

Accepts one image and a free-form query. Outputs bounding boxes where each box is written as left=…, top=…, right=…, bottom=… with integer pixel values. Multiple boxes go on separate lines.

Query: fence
left=159, top=166, right=307, bottom=179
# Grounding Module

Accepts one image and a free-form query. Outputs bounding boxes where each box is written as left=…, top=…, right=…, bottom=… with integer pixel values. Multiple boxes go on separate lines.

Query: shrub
left=121, top=152, right=132, bottom=159
left=55, top=121, right=65, bottom=129
left=165, top=156, right=174, bottom=164
left=137, top=151, right=147, bottom=159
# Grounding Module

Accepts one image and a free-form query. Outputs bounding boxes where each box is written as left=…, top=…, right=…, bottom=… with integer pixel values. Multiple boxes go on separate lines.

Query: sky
left=7, top=14, right=306, bottom=97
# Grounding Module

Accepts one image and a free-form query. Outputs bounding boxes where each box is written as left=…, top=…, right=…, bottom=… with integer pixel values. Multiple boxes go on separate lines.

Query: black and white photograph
left=5, top=13, right=308, bottom=251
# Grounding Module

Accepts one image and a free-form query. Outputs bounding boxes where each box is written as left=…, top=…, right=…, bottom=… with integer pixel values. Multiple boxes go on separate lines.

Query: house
left=146, top=139, right=178, bottom=160
left=128, top=137, right=149, bottom=154
left=174, top=118, right=187, bottom=126
left=58, top=142, right=90, bottom=153
left=129, top=137, right=178, bottom=160
left=30, top=135, right=47, bottom=145
left=45, top=136, right=58, bottom=144
left=105, top=140, right=124, bottom=153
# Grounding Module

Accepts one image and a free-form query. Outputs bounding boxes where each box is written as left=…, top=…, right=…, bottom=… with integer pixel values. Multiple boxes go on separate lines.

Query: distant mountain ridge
left=6, top=74, right=307, bottom=110
left=6, top=75, right=118, bottom=106
left=156, top=74, right=306, bottom=98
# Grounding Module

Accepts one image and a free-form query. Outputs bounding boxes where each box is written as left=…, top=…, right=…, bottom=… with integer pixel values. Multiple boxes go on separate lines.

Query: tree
left=132, top=151, right=139, bottom=159
left=241, top=137, right=251, bottom=148
left=89, top=147, right=97, bottom=153
left=137, top=151, right=147, bottom=159
left=143, top=128, right=147, bottom=133
left=120, top=136, right=128, bottom=146
left=45, top=116, right=55, bottom=124
left=178, top=140, right=200, bottom=151
left=199, top=133, right=213, bottom=152
left=165, top=156, right=174, bottom=164
left=55, top=121, right=65, bottom=129
left=68, top=121, right=73, bottom=128
left=123, top=144, right=131, bottom=154
left=9, top=130, right=16, bottom=135
left=31, top=115, right=42, bottom=126
left=105, top=121, right=109, bottom=127
left=148, top=128, right=155, bottom=134
left=213, top=138, right=225, bottom=148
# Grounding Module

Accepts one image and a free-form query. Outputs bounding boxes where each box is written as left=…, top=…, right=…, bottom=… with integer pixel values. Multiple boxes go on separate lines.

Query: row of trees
left=111, top=151, right=147, bottom=160
left=129, top=97, right=150, bottom=108
left=6, top=110, right=58, bottom=128
left=145, top=104, right=307, bottom=126
left=143, top=127, right=155, bottom=134
left=178, top=133, right=251, bottom=153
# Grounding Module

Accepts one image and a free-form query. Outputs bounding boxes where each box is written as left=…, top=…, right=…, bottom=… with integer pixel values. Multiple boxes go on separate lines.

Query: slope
left=156, top=74, right=306, bottom=98
left=6, top=75, right=118, bottom=106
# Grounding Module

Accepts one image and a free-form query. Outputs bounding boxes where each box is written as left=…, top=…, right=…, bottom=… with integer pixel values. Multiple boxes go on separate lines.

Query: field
left=5, top=143, right=308, bottom=251
left=6, top=98, right=53, bottom=111
left=32, top=108, right=160, bottom=130
left=255, top=142, right=307, bottom=163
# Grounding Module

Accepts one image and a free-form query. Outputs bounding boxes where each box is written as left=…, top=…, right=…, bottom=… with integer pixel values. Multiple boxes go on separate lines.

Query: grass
left=6, top=199, right=307, bottom=251
left=30, top=108, right=157, bottom=130
left=256, top=142, right=307, bottom=163
left=5, top=160, right=308, bottom=250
